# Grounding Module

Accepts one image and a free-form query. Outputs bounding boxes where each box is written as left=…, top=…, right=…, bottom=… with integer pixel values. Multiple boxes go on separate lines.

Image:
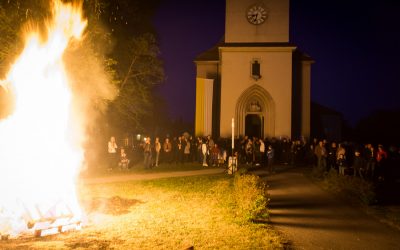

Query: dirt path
left=263, top=167, right=400, bottom=250
left=79, top=168, right=226, bottom=184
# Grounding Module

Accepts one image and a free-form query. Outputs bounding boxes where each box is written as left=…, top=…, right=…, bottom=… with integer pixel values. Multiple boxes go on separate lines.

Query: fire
left=0, top=1, right=87, bottom=237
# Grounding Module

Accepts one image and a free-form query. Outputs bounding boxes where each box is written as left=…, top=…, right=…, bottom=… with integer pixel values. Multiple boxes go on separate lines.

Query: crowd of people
left=106, top=134, right=400, bottom=183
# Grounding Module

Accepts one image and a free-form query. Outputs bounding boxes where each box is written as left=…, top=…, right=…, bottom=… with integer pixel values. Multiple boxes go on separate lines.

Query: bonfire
left=0, top=0, right=87, bottom=238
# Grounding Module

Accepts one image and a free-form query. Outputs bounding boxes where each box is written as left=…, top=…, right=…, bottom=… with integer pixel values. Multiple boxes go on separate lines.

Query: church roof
left=222, top=42, right=296, bottom=47
left=294, top=50, right=314, bottom=62
left=311, top=102, right=343, bottom=117
left=195, top=41, right=305, bottom=62
left=194, top=43, right=220, bottom=61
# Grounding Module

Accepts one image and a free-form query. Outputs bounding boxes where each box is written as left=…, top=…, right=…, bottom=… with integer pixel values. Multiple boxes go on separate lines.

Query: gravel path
left=79, top=168, right=226, bottom=184
left=264, top=167, right=400, bottom=250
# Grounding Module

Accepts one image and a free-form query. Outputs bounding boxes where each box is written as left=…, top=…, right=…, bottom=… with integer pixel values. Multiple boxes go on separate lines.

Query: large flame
left=0, top=1, right=87, bottom=237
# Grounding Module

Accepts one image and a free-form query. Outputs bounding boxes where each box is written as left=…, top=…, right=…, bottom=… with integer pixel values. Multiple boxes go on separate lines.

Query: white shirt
left=108, top=141, right=117, bottom=153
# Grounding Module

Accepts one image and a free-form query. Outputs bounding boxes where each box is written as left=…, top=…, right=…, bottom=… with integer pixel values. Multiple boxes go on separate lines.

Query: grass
left=83, top=161, right=222, bottom=178
left=1, top=175, right=285, bottom=249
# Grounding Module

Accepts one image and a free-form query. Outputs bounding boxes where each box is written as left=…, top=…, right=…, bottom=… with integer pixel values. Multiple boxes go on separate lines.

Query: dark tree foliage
left=354, top=109, right=400, bottom=145
left=0, top=0, right=165, bottom=135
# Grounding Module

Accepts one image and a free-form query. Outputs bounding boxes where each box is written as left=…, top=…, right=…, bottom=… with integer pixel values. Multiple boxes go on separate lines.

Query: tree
left=107, top=33, right=164, bottom=132
left=0, top=0, right=165, bottom=134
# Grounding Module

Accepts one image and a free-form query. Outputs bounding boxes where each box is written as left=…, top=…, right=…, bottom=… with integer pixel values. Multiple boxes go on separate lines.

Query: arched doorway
left=235, top=85, right=275, bottom=138
left=245, top=114, right=263, bottom=138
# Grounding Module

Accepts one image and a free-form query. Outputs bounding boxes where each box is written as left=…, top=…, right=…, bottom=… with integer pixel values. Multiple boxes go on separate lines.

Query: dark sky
left=153, top=0, right=400, bottom=126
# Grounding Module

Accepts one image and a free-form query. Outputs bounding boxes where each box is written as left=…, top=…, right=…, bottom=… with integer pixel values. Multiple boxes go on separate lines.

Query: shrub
left=233, top=173, right=270, bottom=221
left=321, top=169, right=377, bottom=205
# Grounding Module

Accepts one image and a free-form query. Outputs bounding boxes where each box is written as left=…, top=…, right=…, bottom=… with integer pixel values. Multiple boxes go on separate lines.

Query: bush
left=233, top=173, right=270, bottom=221
left=321, top=169, right=377, bottom=205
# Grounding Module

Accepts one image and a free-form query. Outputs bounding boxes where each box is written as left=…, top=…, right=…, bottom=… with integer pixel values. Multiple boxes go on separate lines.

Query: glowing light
left=0, top=0, right=87, bottom=237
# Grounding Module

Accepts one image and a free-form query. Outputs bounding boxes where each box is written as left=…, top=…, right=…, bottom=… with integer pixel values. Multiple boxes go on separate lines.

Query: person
left=118, top=147, right=130, bottom=170
left=210, top=144, right=220, bottom=166
left=337, top=154, right=347, bottom=175
left=314, top=141, right=327, bottom=170
left=245, top=138, right=253, bottom=165
left=376, top=145, right=388, bottom=181
left=154, top=137, right=161, bottom=167
left=201, top=138, right=208, bottom=167
left=143, top=137, right=153, bottom=169
left=163, top=138, right=172, bottom=164
left=107, top=136, right=118, bottom=170
left=253, top=138, right=261, bottom=166
left=364, top=144, right=376, bottom=180
left=197, top=137, right=203, bottom=164
left=352, top=150, right=365, bottom=178
left=327, top=142, right=337, bottom=171
left=267, top=145, right=275, bottom=173
left=183, top=137, right=191, bottom=163
left=176, top=136, right=184, bottom=164
left=259, top=138, right=265, bottom=166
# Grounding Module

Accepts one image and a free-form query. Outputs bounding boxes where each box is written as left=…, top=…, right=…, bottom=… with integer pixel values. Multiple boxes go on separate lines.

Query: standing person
left=108, top=136, right=118, bottom=170
left=364, top=144, right=376, bottom=180
left=327, top=142, right=337, bottom=172
left=259, top=138, right=266, bottom=167
left=201, top=138, right=208, bottom=167
left=154, top=137, right=161, bottom=167
left=183, top=137, right=191, bottom=163
left=253, top=138, right=261, bottom=166
left=176, top=136, right=184, bottom=164
left=314, top=141, right=327, bottom=170
left=197, top=137, right=203, bottom=164
left=352, top=149, right=365, bottom=178
left=163, top=138, right=172, bottom=164
left=210, top=144, right=220, bottom=166
left=336, top=143, right=347, bottom=175
left=143, top=137, right=152, bottom=169
left=190, top=136, right=197, bottom=162
left=376, top=144, right=388, bottom=181
left=267, top=145, right=275, bottom=173
left=337, top=154, right=347, bottom=175
left=245, top=138, right=253, bottom=165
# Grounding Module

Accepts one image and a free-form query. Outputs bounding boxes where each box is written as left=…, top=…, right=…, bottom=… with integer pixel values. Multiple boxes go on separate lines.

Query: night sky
left=153, top=0, right=400, bottom=126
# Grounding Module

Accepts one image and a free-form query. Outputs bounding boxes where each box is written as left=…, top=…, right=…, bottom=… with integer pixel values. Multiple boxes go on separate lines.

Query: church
left=195, top=0, right=313, bottom=140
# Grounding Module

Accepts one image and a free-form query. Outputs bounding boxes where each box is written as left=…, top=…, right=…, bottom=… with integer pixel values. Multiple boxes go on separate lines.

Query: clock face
left=246, top=5, right=268, bottom=25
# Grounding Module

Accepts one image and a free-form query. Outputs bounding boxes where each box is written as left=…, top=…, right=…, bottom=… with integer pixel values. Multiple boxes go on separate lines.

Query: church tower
left=195, top=0, right=312, bottom=140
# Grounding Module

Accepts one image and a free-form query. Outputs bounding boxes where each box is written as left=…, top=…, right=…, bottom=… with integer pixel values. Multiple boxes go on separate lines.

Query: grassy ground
left=1, top=174, right=285, bottom=249
left=83, top=161, right=221, bottom=177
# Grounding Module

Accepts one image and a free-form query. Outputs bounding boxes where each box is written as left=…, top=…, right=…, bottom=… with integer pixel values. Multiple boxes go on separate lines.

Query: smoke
left=62, top=20, right=119, bottom=171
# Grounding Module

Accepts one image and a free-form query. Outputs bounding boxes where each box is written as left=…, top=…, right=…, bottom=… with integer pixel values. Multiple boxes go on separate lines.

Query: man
left=154, top=137, right=161, bottom=167
left=143, top=137, right=152, bottom=169
left=162, top=138, right=172, bottom=164
left=267, top=145, right=275, bottom=173
left=314, top=140, right=327, bottom=170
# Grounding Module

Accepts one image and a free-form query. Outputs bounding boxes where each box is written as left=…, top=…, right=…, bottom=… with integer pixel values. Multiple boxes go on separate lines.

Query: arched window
left=251, top=60, right=261, bottom=80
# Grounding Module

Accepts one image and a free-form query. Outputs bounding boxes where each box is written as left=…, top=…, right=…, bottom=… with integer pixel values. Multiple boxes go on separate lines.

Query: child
left=337, top=154, right=347, bottom=175
left=118, top=148, right=130, bottom=170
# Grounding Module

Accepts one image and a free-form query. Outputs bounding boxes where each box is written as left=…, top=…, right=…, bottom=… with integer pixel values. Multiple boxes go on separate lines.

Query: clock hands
left=251, top=14, right=258, bottom=22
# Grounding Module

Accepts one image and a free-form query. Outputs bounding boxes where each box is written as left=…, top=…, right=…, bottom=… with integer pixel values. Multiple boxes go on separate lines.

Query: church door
left=245, top=114, right=263, bottom=138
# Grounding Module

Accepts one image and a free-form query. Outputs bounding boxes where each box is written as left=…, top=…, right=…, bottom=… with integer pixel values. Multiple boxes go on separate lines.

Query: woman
left=108, top=136, right=118, bottom=170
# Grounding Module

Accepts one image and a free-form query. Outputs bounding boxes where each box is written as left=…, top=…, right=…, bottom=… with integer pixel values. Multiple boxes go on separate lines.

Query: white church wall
left=219, top=47, right=294, bottom=138
left=225, top=0, right=289, bottom=43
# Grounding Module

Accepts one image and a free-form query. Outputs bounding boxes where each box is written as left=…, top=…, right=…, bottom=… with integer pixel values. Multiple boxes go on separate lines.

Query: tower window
left=252, top=60, right=261, bottom=80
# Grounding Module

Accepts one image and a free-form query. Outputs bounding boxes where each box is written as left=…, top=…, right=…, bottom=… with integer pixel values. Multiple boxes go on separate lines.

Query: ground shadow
left=84, top=196, right=143, bottom=215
